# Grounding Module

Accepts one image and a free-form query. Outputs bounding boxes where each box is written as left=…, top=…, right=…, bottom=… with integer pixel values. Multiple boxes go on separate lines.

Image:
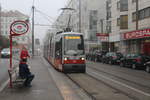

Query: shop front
left=96, top=33, right=109, bottom=51
left=123, top=28, right=150, bottom=55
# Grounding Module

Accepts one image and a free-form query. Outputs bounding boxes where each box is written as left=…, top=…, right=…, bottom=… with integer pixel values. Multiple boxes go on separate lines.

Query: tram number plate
left=73, top=60, right=77, bottom=63
left=70, top=57, right=78, bottom=60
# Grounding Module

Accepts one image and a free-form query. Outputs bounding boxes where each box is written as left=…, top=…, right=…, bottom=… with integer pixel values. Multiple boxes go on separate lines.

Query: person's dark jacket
left=19, top=63, right=31, bottom=79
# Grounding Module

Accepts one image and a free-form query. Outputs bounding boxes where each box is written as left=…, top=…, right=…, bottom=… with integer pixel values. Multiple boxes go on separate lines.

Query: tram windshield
left=64, top=34, right=84, bottom=55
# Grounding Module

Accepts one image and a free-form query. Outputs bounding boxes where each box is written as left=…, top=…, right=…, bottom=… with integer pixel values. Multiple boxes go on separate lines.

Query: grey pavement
left=0, top=56, right=63, bottom=100
left=0, top=59, right=9, bottom=87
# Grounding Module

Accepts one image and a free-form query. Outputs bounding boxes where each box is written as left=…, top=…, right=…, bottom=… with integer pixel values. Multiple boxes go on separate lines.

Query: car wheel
left=132, top=64, right=136, bottom=69
left=95, top=58, right=97, bottom=62
left=146, top=66, right=150, bottom=73
left=109, top=61, right=112, bottom=65
left=120, top=62, right=124, bottom=67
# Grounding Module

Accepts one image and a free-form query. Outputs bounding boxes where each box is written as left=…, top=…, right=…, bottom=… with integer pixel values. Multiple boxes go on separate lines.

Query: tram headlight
left=64, top=57, right=68, bottom=61
left=81, top=57, right=85, bottom=60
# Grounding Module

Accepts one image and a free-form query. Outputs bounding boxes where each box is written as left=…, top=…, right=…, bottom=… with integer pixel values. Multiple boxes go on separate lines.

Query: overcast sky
left=0, top=0, right=68, bottom=43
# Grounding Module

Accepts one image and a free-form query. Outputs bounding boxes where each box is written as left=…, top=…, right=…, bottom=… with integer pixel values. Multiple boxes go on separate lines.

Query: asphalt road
left=68, top=61, right=150, bottom=100
left=88, top=61, right=150, bottom=100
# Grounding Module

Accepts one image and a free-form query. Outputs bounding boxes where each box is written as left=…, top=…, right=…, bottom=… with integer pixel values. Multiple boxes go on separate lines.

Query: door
left=54, top=37, right=62, bottom=70
left=143, top=42, right=150, bottom=56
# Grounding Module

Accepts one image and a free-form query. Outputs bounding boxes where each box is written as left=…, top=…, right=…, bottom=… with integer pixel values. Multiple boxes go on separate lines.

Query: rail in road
left=67, top=73, right=136, bottom=100
left=66, top=61, right=150, bottom=100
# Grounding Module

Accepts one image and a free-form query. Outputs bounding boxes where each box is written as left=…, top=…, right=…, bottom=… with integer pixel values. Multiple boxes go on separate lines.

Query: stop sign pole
left=9, top=21, right=29, bottom=88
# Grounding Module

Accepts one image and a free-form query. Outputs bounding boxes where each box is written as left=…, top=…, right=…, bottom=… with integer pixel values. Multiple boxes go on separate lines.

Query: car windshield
left=126, top=54, right=140, bottom=58
left=109, top=52, right=116, bottom=56
left=64, top=34, right=84, bottom=55
left=2, top=48, right=10, bottom=52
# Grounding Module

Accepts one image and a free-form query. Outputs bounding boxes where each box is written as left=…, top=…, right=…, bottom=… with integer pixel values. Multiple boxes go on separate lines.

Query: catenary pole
left=0, top=4, right=1, bottom=36
left=32, top=6, right=35, bottom=57
left=136, top=0, right=139, bottom=30
left=79, top=0, right=81, bottom=33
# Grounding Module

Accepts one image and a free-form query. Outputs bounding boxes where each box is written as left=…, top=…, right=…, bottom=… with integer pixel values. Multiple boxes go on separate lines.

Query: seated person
left=19, top=59, right=34, bottom=87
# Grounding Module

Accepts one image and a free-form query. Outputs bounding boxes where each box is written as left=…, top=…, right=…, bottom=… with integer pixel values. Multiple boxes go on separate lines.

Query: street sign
left=10, top=20, right=29, bottom=36
left=9, top=20, right=29, bottom=88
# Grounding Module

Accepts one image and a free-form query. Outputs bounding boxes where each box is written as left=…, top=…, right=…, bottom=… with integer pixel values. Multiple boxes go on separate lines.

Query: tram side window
left=55, top=38, right=62, bottom=59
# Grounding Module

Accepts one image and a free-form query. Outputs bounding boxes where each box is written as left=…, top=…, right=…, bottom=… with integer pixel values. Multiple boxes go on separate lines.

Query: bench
left=8, top=66, right=26, bottom=86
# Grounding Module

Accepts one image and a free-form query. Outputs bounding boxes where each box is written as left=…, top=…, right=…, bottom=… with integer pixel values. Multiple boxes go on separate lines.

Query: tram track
left=85, top=73, right=139, bottom=100
left=88, top=61, right=150, bottom=81
left=87, top=65, right=150, bottom=91
left=66, top=74, right=96, bottom=100
left=67, top=73, right=138, bottom=100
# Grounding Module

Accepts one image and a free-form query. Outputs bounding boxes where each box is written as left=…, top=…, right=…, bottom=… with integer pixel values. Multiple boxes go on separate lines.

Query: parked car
left=144, top=61, right=150, bottom=73
left=86, top=50, right=99, bottom=61
left=95, top=51, right=107, bottom=62
left=102, top=52, right=123, bottom=64
left=86, top=51, right=93, bottom=60
left=1, top=48, right=10, bottom=58
left=120, top=54, right=150, bottom=69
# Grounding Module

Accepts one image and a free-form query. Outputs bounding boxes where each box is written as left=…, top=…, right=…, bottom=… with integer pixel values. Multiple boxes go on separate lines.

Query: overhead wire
left=34, top=8, right=56, bottom=22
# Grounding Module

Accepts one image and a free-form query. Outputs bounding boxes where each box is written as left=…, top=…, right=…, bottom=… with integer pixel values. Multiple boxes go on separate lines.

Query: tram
left=44, top=32, right=86, bottom=73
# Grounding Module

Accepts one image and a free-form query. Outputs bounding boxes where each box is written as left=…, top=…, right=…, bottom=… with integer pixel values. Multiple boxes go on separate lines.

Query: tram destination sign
left=10, top=20, right=29, bottom=36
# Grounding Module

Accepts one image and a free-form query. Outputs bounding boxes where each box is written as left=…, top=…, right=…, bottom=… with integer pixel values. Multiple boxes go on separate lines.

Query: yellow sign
left=65, top=36, right=80, bottom=39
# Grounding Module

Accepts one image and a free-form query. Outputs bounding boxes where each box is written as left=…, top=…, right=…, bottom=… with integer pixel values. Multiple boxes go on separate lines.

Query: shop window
left=120, top=15, right=128, bottom=29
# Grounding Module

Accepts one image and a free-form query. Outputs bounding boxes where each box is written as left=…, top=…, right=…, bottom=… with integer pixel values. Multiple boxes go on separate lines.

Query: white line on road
left=88, top=68, right=150, bottom=97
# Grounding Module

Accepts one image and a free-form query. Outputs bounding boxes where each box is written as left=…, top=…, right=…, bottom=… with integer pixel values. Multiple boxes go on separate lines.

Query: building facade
left=0, top=10, right=32, bottom=48
left=107, top=0, right=150, bottom=55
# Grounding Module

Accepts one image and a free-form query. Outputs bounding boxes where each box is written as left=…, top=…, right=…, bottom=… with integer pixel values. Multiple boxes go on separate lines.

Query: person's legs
left=24, top=74, right=35, bottom=86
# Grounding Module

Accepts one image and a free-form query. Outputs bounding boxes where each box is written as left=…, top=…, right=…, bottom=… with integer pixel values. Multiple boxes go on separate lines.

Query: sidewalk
left=0, top=57, right=63, bottom=100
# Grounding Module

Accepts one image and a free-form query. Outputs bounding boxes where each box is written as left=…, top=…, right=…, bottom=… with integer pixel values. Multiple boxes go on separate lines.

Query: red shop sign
left=96, top=33, right=109, bottom=36
left=124, top=29, right=150, bottom=40
left=96, top=33, right=109, bottom=42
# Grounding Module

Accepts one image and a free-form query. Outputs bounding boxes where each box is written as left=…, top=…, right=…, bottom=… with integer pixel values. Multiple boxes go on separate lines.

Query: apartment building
left=0, top=10, right=32, bottom=48
left=107, top=0, right=150, bottom=55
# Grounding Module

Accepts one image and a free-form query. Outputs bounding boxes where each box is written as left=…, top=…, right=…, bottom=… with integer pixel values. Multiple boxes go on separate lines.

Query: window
left=132, top=12, right=136, bottom=21
left=107, top=21, right=111, bottom=33
left=117, top=1, right=120, bottom=10
left=120, top=15, right=128, bottom=29
left=120, top=0, right=128, bottom=11
left=55, top=37, right=62, bottom=59
left=93, top=20, right=97, bottom=25
left=139, top=9, right=145, bottom=20
left=132, top=7, right=150, bottom=21
left=64, top=35, right=84, bottom=55
left=145, top=7, right=150, bottom=18
left=117, top=18, right=120, bottom=26
left=132, top=0, right=136, bottom=3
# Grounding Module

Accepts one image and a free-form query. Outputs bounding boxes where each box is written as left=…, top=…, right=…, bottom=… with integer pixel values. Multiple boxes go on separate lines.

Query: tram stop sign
left=10, top=20, right=29, bottom=36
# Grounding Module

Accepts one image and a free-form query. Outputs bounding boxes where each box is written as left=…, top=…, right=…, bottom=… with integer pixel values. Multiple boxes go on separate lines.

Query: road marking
left=88, top=68, right=150, bottom=97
